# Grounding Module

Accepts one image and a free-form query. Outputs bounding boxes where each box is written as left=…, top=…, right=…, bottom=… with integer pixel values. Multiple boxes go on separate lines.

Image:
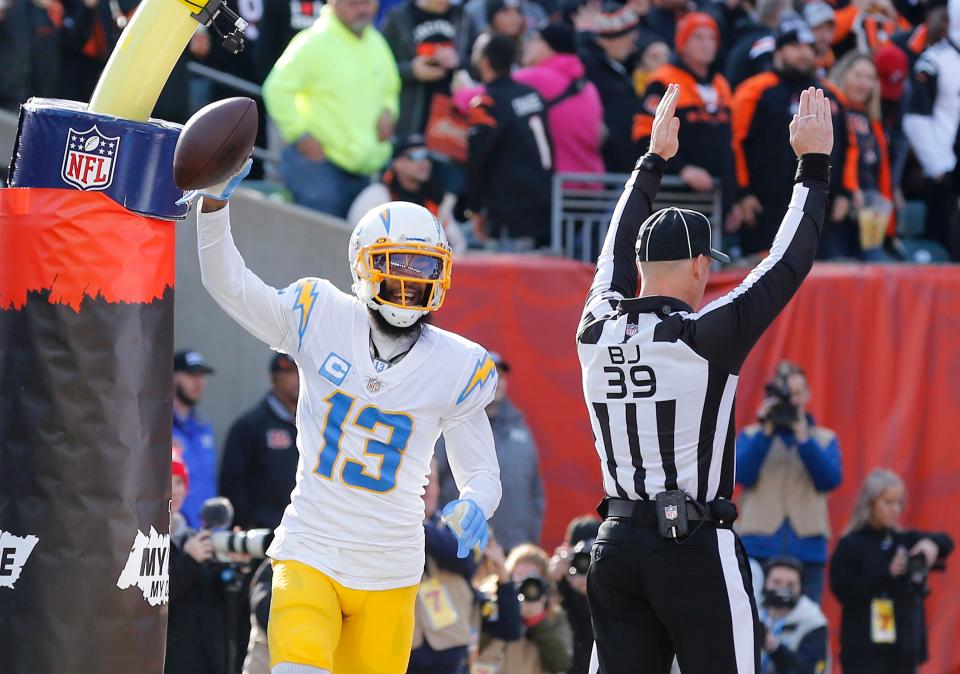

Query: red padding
left=0, top=188, right=174, bottom=311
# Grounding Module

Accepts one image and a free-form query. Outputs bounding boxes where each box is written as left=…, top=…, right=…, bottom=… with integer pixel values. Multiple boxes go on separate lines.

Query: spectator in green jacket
left=263, top=0, right=401, bottom=218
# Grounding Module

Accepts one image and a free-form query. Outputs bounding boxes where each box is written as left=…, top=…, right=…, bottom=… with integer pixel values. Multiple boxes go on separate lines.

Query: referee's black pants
left=587, top=517, right=761, bottom=674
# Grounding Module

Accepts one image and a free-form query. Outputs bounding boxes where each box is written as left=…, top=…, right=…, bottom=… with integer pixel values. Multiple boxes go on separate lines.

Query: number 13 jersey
left=197, top=206, right=501, bottom=590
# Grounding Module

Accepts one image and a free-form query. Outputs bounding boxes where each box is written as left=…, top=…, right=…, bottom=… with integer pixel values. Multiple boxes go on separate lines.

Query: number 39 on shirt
left=314, top=391, right=413, bottom=493
left=604, top=345, right=658, bottom=400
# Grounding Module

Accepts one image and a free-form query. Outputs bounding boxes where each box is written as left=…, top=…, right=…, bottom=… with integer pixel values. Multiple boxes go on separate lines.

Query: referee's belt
left=601, top=497, right=738, bottom=528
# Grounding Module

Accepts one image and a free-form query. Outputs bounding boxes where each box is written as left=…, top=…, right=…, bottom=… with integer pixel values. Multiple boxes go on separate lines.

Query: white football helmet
left=349, top=201, right=453, bottom=328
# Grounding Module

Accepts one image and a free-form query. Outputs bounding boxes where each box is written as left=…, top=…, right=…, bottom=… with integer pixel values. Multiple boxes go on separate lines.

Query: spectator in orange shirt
left=634, top=12, right=739, bottom=226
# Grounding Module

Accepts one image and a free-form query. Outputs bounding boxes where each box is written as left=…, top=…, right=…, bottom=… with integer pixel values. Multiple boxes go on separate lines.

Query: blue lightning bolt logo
left=293, top=280, right=319, bottom=350
left=456, top=354, right=497, bottom=405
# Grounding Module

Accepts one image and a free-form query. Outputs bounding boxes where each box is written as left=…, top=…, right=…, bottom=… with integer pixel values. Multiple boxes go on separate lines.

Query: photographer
left=757, top=557, right=830, bottom=674
left=167, top=477, right=256, bottom=674
left=477, top=544, right=573, bottom=674
left=830, top=469, right=954, bottom=674
left=549, top=515, right=599, bottom=674
left=408, top=461, right=479, bottom=674
left=736, top=362, right=843, bottom=602
left=167, top=454, right=230, bottom=674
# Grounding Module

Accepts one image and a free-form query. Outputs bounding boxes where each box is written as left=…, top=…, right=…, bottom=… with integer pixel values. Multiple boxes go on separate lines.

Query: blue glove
left=441, top=499, right=489, bottom=559
left=176, top=157, right=253, bottom=206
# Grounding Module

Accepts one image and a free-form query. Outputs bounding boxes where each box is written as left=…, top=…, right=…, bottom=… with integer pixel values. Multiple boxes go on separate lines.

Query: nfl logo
left=625, top=323, right=638, bottom=337
left=61, top=125, right=120, bottom=191
left=367, top=378, right=382, bottom=393
left=665, top=505, right=678, bottom=521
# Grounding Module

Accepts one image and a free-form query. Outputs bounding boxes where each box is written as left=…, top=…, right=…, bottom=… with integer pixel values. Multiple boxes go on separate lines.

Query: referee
left=577, top=84, right=834, bottom=674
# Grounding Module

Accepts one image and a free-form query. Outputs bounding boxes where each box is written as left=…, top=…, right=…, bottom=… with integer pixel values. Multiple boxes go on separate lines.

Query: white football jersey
left=196, top=207, right=501, bottom=590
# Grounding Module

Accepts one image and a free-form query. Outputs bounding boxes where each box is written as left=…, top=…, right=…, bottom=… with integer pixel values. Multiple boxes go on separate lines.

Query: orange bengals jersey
left=633, top=62, right=737, bottom=206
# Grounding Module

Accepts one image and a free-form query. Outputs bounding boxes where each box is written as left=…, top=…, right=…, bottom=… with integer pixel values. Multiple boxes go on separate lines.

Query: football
left=173, top=97, right=258, bottom=190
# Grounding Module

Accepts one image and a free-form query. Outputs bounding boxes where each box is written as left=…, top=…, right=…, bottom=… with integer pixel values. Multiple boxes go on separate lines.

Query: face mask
left=763, top=587, right=800, bottom=610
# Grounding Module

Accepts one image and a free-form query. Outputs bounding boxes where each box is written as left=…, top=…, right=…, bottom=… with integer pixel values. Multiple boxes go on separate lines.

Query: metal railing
left=551, top=172, right=723, bottom=262
left=186, top=62, right=281, bottom=169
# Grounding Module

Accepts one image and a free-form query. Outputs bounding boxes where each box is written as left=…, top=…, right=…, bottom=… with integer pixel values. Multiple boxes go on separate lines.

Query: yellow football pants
left=268, top=559, right=419, bottom=674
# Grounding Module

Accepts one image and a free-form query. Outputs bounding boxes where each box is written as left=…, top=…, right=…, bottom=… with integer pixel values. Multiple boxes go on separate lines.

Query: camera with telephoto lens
left=762, top=364, right=800, bottom=429
left=517, top=576, right=548, bottom=603
left=559, top=539, right=594, bottom=577
left=200, top=497, right=274, bottom=560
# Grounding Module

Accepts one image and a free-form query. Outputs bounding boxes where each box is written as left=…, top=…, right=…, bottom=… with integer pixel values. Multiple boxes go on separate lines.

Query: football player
left=188, top=164, right=501, bottom=674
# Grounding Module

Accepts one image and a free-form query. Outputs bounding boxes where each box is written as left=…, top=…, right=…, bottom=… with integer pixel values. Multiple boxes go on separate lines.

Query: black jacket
left=256, top=0, right=325, bottom=82
left=635, top=59, right=737, bottom=214
left=733, top=69, right=855, bottom=254
left=557, top=578, right=592, bottom=674
left=724, top=25, right=775, bottom=90
left=219, top=394, right=298, bottom=530
left=580, top=36, right=642, bottom=174
left=165, top=530, right=230, bottom=674
left=381, top=0, right=478, bottom=137
left=463, top=75, right=553, bottom=245
left=830, top=526, right=954, bottom=668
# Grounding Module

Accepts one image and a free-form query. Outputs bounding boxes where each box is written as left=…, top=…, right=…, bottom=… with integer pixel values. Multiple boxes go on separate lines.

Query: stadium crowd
left=169, top=348, right=953, bottom=674
left=3, top=0, right=960, bottom=260
left=1, top=0, right=957, bottom=668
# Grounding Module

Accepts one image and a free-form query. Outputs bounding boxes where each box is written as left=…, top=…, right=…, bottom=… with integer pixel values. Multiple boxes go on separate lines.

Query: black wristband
left=636, top=153, right=667, bottom=175
left=795, top=153, right=830, bottom=184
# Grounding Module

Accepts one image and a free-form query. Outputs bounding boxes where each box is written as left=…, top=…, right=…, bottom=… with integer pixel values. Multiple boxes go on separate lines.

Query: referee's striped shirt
left=577, top=153, right=827, bottom=504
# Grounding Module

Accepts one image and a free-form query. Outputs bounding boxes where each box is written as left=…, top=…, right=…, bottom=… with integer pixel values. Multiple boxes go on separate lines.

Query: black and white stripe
left=578, top=179, right=826, bottom=503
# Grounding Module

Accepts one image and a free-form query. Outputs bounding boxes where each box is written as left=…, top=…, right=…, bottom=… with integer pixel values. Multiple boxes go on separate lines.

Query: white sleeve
left=439, top=349, right=501, bottom=518
left=441, top=407, right=502, bottom=519
left=197, top=203, right=325, bottom=354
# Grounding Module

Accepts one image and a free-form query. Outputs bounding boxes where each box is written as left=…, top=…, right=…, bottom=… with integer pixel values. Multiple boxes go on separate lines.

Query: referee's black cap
left=635, top=207, right=730, bottom=264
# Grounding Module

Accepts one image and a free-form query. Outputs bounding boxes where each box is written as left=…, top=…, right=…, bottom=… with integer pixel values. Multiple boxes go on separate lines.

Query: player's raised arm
left=183, top=162, right=300, bottom=353
left=691, top=87, right=833, bottom=374
left=578, top=83, right=680, bottom=339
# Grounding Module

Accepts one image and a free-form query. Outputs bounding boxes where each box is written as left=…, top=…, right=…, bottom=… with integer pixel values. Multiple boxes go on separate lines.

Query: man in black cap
left=219, top=352, right=300, bottom=531
left=347, top=134, right=448, bottom=230
left=579, top=3, right=644, bottom=173
left=463, top=0, right=546, bottom=37
left=172, top=349, right=217, bottom=528
left=732, top=18, right=857, bottom=257
left=577, top=83, right=834, bottom=673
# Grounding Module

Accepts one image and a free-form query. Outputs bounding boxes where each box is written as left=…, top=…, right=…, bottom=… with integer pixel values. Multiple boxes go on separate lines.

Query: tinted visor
left=373, top=252, right=443, bottom=280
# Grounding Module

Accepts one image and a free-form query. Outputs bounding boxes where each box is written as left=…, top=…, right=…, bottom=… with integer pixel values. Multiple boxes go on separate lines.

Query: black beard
left=174, top=383, right=198, bottom=409
left=778, top=65, right=814, bottom=82
left=367, top=306, right=430, bottom=338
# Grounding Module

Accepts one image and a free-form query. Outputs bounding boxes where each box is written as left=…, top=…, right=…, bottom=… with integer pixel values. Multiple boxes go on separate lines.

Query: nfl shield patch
left=61, top=125, right=120, bottom=191
left=665, top=504, right=678, bottom=521
left=625, top=323, right=638, bottom=337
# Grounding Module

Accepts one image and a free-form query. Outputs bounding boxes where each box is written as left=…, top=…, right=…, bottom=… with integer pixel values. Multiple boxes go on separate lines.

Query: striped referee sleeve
left=685, top=164, right=829, bottom=375
left=578, top=154, right=666, bottom=342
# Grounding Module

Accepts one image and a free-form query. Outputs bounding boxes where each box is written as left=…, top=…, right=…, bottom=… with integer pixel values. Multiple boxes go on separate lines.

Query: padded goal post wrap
left=0, top=98, right=182, bottom=674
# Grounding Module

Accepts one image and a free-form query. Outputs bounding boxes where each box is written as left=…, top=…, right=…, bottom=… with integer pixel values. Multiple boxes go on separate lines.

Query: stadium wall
left=436, top=256, right=960, bottom=674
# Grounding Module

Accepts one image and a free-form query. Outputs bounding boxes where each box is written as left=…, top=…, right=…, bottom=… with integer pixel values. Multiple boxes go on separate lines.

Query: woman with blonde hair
left=475, top=543, right=574, bottom=674
left=829, top=468, right=953, bottom=674
left=828, top=50, right=896, bottom=260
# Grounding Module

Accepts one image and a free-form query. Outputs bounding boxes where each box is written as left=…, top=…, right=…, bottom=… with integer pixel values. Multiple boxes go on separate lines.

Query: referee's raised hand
left=789, top=87, right=834, bottom=157
left=649, top=82, right=681, bottom=161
